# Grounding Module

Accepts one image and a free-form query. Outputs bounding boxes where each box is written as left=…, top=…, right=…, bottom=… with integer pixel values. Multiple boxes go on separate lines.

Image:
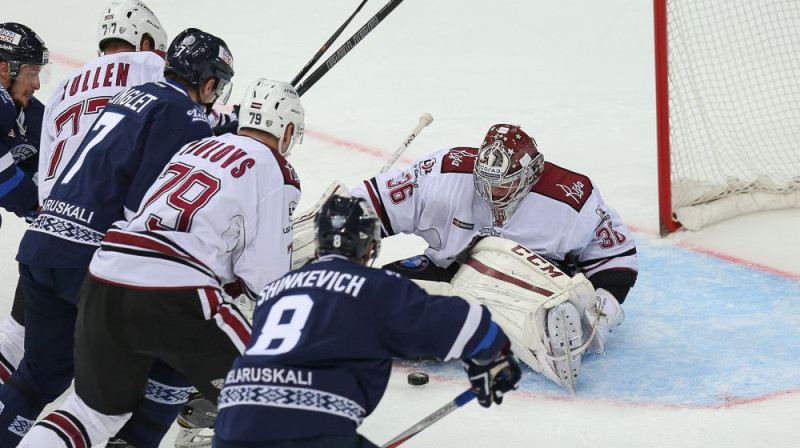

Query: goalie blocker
left=415, top=237, right=621, bottom=393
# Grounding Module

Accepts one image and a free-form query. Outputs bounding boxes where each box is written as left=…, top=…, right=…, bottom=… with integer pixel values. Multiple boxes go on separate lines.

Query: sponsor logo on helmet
left=181, top=35, right=196, bottom=46
left=104, top=14, right=115, bottom=21
left=137, top=2, right=154, bottom=13
left=218, top=46, right=234, bottom=68
left=331, top=215, right=346, bottom=229
left=0, top=29, right=22, bottom=45
left=283, top=87, right=298, bottom=97
left=40, top=50, right=49, bottom=64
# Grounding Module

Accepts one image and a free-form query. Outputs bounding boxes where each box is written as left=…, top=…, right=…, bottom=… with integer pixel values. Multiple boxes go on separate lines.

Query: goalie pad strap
left=464, top=257, right=555, bottom=298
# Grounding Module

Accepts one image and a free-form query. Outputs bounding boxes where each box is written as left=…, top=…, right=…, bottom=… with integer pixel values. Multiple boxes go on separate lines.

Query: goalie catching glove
left=464, top=342, right=522, bottom=408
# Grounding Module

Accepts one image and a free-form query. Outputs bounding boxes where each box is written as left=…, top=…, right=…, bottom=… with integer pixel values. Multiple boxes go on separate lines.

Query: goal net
left=655, top=0, right=800, bottom=235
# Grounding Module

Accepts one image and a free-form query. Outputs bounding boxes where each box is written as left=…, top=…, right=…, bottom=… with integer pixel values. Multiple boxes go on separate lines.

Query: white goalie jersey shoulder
left=414, top=236, right=600, bottom=392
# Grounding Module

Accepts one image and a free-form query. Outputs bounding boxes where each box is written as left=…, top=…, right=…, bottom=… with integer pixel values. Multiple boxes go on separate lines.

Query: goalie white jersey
left=351, top=146, right=638, bottom=279
left=89, top=133, right=301, bottom=298
left=38, top=51, right=166, bottom=203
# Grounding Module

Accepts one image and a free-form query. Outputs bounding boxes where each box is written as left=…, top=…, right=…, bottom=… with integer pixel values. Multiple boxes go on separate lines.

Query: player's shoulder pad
left=269, top=147, right=301, bottom=190
left=440, top=146, right=478, bottom=174
left=531, top=162, right=594, bottom=212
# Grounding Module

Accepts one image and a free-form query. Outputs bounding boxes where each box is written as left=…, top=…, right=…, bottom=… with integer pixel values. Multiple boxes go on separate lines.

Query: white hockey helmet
left=97, top=0, right=167, bottom=56
left=238, top=78, right=305, bottom=157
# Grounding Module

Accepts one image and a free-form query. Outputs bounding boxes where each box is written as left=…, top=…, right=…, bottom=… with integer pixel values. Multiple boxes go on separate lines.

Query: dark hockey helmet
left=0, top=23, right=49, bottom=79
left=473, top=124, right=544, bottom=216
left=165, top=28, right=234, bottom=104
left=315, top=195, right=381, bottom=264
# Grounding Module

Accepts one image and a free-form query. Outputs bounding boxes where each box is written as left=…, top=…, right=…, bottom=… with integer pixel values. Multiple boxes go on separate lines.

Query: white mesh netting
left=667, top=0, right=800, bottom=223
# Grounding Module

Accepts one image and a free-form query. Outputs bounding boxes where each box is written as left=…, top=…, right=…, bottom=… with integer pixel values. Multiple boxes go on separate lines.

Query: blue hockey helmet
left=165, top=28, right=234, bottom=104
left=0, top=23, right=49, bottom=79
left=315, top=195, right=381, bottom=264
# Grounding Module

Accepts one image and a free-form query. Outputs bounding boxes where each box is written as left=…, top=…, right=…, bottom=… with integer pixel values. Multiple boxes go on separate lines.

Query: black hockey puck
left=407, top=372, right=430, bottom=386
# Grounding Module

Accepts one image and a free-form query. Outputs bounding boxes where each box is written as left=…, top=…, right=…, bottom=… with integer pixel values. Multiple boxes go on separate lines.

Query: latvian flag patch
left=251, top=102, right=262, bottom=110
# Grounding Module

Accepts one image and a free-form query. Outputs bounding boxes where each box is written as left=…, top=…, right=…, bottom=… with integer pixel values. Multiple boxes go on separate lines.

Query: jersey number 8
left=246, top=294, right=313, bottom=356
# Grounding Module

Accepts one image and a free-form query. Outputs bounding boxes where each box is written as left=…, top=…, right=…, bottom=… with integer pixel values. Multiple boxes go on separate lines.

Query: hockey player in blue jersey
left=0, top=24, right=47, bottom=383
left=0, top=28, right=235, bottom=446
left=0, top=22, right=48, bottom=221
left=213, top=195, right=522, bottom=448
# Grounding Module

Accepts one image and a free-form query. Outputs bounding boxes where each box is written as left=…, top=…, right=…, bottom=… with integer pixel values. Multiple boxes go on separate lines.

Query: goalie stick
left=290, top=0, right=369, bottom=87
left=295, top=0, right=405, bottom=96
left=380, top=112, right=434, bottom=173
left=381, top=389, right=476, bottom=448
left=292, top=112, right=433, bottom=229
left=289, top=112, right=434, bottom=269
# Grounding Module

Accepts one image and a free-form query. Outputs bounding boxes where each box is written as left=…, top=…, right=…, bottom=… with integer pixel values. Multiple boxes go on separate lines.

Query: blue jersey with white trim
left=0, top=84, right=43, bottom=217
left=17, top=80, right=213, bottom=268
left=215, top=255, right=508, bottom=443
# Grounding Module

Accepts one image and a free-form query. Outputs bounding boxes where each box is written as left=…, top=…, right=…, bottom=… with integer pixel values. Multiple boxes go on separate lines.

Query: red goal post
left=654, top=0, right=800, bottom=236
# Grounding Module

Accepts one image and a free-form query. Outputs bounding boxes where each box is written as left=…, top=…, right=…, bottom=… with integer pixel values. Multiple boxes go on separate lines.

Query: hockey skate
left=583, top=288, right=625, bottom=354
left=106, top=437, right=135, bottom=448
left=546, top=302, right=584, bottom=393
left=174, top=392, right=217, bottom=448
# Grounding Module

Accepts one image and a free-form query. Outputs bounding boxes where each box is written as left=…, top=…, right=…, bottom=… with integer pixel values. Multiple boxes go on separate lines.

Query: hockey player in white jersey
left=346, top=123, right=638, bottom=391
left=17, top=78, right=305, bottom=448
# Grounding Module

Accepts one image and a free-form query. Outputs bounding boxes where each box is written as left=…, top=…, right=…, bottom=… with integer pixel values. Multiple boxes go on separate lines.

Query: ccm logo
left=510, top=245, right=564, bottom=278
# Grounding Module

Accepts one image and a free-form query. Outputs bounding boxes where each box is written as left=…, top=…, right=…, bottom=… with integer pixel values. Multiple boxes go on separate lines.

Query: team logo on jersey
left=187, top=107, right=207, bottom=122
left=289, top=201, right=297, bottom=218
left=478, top=226, right=501, bottom=237
left=446, top=148, right=474, bottom=167
left=398, top=256, right=429, bottom=271
left=413, top=158, right=436, bottom=177
left=594, top=206, right=611, bottom=230
left=452, top=218, right=474, bottom=230
left=557, top=181, right=585, bottom=204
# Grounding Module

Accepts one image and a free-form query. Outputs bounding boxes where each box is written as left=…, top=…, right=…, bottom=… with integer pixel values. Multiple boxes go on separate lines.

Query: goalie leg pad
left=547, top=302, right=583, bottom=393
left=449, top=237, right=598, bottom=392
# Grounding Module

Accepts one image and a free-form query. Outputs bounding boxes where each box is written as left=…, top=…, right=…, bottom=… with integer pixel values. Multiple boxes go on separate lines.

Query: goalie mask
left=315, top=195, right=381, bottom=265
left=238, top=78, right=305, bottom=157
left=473, top=124, right=544, bottom=222
left=97, top=0, right=168, bottom=56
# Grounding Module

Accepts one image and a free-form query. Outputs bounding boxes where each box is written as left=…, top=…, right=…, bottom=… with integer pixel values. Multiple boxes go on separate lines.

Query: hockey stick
left=290, top=0, right=369, bottom=87
left=295, top=0, right=405, bottom=97
left=380, top=112, right=434, bottom=173
left=380, top=389, right=476, bottom=448
left=289, top=112, right=433, bottom=269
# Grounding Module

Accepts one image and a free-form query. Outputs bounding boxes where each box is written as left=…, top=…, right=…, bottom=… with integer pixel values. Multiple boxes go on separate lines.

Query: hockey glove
left=464, top=343, right=522, bottom=408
